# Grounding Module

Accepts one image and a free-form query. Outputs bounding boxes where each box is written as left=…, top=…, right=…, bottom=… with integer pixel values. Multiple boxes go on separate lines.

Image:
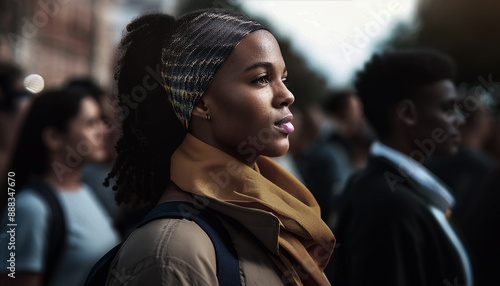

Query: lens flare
left=24, top=74, right=45, bottom=94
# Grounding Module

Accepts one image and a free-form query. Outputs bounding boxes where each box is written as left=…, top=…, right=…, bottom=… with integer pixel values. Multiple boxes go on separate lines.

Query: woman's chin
left=263, top=140, right=290, bottom=158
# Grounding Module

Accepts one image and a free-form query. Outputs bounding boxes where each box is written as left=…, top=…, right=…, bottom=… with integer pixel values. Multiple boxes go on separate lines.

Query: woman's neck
left=158, top=181, right=193, bottom=204
left=41, top=160, right=84, bottom=192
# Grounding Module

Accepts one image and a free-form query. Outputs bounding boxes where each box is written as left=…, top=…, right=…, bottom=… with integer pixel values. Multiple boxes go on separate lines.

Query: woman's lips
left=274, top=114, right=294, bottom=134
left=282, top=122, right=294, bottom=133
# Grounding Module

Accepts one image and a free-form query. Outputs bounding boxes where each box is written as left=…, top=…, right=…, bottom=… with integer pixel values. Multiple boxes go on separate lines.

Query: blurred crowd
left=0, top=44, right=499, bottom=286
left=278, top=50, right=500, bottom=286
left=281, top=83, right=499, bottom=230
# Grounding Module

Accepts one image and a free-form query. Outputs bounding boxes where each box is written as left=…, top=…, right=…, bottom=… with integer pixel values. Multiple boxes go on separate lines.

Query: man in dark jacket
left=330, top=50, right=473, bottom=286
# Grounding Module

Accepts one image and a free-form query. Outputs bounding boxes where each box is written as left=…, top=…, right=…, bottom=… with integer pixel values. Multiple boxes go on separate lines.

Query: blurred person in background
left=330, top=49, right=472, bottom=286
left=425, top=94, right=497, bottom=224
left=323, top=91, right=371, bottom=170
left=483, top=114, right=500, bottom=162
left=0, top=88, right=119, bottom=286
left=293, top=91, right=372, bottom=226
left=424, top=94, right=499, bottom=286
left=64, top=78, right=149, bottom=237
left=322, top=91, right=374, bottom=225
left=459, top=165, right=500, bottom=286
left=0, top=61, right=31, bottom=178
left=293, top=103, right=349, bottom=225
left=64, top=78, right=121, bottom=221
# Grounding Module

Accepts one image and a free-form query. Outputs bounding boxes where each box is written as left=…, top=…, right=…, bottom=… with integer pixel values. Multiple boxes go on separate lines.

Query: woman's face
left=63, top=97, right=107, bottom=164
left=201, top=30, right=294, bottom=165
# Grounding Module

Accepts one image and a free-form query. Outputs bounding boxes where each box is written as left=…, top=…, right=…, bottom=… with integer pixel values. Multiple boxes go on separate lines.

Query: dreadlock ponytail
left=107, top=10, right=265, bottom=206
left=104, top=13, right=186, bottom=206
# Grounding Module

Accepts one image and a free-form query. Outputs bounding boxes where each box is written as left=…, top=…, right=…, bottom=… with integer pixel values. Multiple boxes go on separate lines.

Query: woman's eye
left=253, top=75, right=270, bottom=85
left=282, top=78, right=290, bottom=87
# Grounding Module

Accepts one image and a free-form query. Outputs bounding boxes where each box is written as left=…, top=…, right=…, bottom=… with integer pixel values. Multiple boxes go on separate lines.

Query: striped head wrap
left=162, top=9, right=266, bottom=129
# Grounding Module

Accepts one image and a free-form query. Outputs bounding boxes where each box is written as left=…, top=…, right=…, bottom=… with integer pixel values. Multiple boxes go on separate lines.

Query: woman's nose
left=274, top=82, right=294, bottom=108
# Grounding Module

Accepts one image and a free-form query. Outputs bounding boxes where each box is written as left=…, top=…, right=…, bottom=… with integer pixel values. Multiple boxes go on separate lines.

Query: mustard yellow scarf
left=171, top=133, right=335, bottom=286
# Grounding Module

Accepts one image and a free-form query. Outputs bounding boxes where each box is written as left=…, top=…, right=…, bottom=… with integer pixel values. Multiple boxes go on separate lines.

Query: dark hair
left=7, top=89, right=90, bottom=190
left=103, top=13, right=185, bottom=206
left=355, top=49, right=457, bottom=139
left=105, top=10, right=266, bottom=206
left=64, top=77, right=104, bottom=103
left=0, top=61, right=24, bottom=112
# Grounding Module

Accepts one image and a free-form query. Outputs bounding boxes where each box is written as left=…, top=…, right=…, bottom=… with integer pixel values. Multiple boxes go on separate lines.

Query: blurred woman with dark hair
left=0, top=61, right=30, bottom=181
left=0, top=89, right=119, bottom=286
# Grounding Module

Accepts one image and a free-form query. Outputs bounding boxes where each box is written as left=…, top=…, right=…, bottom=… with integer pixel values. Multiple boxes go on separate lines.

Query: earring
left=206, top=114, right=211, bottom=121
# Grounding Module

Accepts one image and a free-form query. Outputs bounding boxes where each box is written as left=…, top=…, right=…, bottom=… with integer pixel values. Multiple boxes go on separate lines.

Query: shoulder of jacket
left=126, top=218, right=214, bottom=256
left=112, top=218, right=218, bottom=285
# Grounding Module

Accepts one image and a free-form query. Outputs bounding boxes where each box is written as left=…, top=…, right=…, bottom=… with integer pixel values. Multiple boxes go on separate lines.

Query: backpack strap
left=85, top=201, right=241, bottom=286
left=24, top=180, right=66, bottom=286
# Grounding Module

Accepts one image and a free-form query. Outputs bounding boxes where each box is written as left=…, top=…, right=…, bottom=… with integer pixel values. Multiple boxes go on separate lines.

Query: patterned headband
left=162, top=10, right=266, bottom=129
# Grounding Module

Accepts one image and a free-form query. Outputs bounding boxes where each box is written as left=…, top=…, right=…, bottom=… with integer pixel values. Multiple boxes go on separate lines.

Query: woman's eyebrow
left=244, top=62, right=287, bottom=75
left=244, top=62, right=272, bottom=72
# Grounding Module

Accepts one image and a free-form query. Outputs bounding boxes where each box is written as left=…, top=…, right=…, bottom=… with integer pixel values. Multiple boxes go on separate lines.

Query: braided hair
left=104, top=13, right=184, bottom=205
left=105, top=10, right=266, bottom=205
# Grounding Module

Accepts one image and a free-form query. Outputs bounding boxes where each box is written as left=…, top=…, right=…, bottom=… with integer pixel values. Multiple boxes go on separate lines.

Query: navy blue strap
left=85, top=201, right=241, bottom=286
left=24, top=180, right=66, bottom=286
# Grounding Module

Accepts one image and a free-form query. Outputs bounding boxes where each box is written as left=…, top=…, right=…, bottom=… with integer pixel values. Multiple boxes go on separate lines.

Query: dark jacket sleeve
left=352, top=196, right=426, bottom=286
left=332, top=190, right=428, bottom=286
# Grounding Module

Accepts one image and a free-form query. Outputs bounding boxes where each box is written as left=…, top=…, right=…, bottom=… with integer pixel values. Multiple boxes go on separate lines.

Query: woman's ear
left=191, top=96, right=210, bottom=120
left=42, top=126, right=65, bottom=151
left=396, top=99, right=417, bottom=126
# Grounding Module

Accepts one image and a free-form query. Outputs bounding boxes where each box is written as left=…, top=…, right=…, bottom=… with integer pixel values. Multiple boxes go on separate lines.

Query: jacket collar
left=195, top=194, right=281, bottom=255
left=370, top=141, right=455, bottom=212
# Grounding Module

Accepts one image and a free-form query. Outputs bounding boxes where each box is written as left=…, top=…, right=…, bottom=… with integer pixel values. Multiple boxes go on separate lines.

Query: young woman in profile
left=0, top=89, right=119, bottom=286
left=104, top=9, right=335, bottom=285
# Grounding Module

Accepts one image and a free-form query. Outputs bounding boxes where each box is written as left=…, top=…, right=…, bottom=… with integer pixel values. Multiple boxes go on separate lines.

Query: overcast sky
left=241, top=0, right=418, bottom=88
left=111, top=0, right=418, bottom=88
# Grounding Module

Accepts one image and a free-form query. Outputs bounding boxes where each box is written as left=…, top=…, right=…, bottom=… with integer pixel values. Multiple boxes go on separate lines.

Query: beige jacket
left=107, top=196, right=289, bottom=286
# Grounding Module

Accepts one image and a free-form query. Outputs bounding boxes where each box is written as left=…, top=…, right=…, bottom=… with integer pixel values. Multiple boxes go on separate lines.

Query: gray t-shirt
left=0, top=184, right=120, bottom=286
